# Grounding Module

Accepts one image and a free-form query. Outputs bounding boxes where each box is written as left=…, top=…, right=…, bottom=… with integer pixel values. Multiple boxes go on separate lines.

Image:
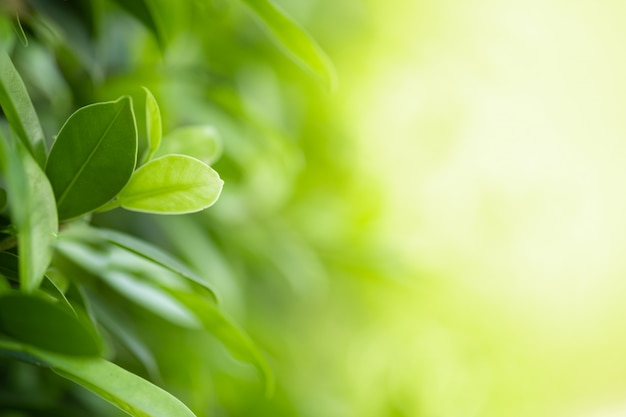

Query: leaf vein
left=57, top=105, right=126, bottom=209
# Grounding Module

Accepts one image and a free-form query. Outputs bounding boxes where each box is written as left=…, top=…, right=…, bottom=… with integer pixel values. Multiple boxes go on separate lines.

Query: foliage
left=0, top=0, right=343, bottom=415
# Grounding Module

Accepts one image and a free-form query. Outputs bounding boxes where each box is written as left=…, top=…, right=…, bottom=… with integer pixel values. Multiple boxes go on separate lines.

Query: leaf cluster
left=0, top=0, right=338, bottom=414
left=0, top=0, right=343, bottom=415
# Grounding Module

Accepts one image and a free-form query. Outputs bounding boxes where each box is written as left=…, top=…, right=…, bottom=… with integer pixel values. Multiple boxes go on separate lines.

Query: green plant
left=0, top=50, right=257, bottom=414
left=0, top=1, right=335, bottom=416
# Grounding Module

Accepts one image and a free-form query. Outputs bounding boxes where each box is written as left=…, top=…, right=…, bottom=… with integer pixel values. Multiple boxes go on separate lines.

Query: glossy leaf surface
left=240, top=0, right=337, bottom=90
left=45, top=97, right=137, bottom=220
left=101, top=270, right=201, bottom=328
left=0, top=340, right=197, bottom=417
left=0, top=136, right=58, bottom=292
left=118, top=155, right=223, bottom=214
left=94, top=227, right=217, bottom=300
left=143, top=87, right=162, bottom=162
left=0, top=51, right=47, bottom=165
left=0, top=291, right=101, bottom=356
left=57, top=225, right=217, bottom=300
left=155, top=125, right=222, bottom=165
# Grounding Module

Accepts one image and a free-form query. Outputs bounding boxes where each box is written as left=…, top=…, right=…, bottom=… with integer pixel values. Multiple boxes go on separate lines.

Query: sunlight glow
left=339, top=0, right=626, bottom=415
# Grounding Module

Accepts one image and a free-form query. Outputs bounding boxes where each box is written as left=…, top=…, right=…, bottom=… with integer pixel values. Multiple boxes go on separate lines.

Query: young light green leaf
left=109, top=0, right=165, bottom=48
left=92, top=227, right=217, bottom=301
left=0, top=291, right=102, bottom=356
left=118, top=155, right=223, bottom=214
left=143, top=86, right=162, bottom=162
left=57, top=225, right=217, bottom=300
left=240, top=0, right=337, bottom=91
left=57, top=234, right=213, bottom=328
left=0, top=51, right=47, bottom=166
left=0, top=342, right=197, bottom=417
left=13, top=14, right=28, bottom=47
left=155, top=125, right=222, bottom=165
left=101, top=269, right=202, bottom=328
left=0, top=135, right=58, bottom=293
left=168, top=289, right=274, bottom=396
left=45, top=97, right=138, bottom=220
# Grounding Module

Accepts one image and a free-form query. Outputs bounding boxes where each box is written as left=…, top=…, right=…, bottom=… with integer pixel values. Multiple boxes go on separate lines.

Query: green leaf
left=0, top=251, right=19, bottom=281
left=0, top=51, right=47, bottom=166
left=0, top=15, right=16, bottom=53
left=0, top=337, right=48, bottom=366
left=13, top=13, right=28, bottom=47
left=57, top=226, right=217, bottom=300
left=155, top=125, right=222, bottom=165
left=45, top=97, right=138, bottom=220
left=168, top=290, right=274, bottom=396
left=57, top=234, right=201, bottom=329
left=0, top=341, right=197, bottom=417
left=118, top=155, right=223, bottom=214
left=0, top=252, right=74, bottom=312
left=28, top=0, right=101, bottom=39
left=101, top=269, right=202, bottom=328
left=240, top=0, right=337, bottom=91
left=142, top=86, right=162, bottom=162
left=0, top=135, right=58, bottom=293
left=109, top=0, right=165, bottom=48
left=88, top=295, right=162, bottom=381
left=58, top=0, right=101, bottom=38
left=0, top=291, right=102, bottom=356
left=93, top=227, right=217, bottom=301
left=0, top=187, right=7, bottom=211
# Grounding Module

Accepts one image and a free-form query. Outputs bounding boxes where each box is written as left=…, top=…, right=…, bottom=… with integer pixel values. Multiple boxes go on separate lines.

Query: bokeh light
left=327, top=1, right=626, bottom=416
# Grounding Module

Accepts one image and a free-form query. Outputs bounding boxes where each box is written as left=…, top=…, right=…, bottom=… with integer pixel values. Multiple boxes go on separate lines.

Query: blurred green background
left=5, top=0, right=626, bottom=416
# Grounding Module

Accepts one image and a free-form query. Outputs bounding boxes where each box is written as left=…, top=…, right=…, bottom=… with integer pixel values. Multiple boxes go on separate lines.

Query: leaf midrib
left=57, top=105, right=126, bottom=210
left=121, top=182, right=214, bottom=205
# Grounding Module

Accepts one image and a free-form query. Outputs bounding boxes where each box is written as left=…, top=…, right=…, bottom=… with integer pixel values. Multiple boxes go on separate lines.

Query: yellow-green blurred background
left=292, top=0, right=626, bottom=416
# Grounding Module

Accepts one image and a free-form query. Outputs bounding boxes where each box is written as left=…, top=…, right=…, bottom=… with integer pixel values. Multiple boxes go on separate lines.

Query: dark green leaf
left=168, top=289, right=274, bottom=396
left=0, top=51, right=47, bottom=166
left=0, top=340, right=197, bottom=417
left=109, top=0, right=165, bottom=48
left=117, top=155, right=223, bottom=214
left=60, top=0, right=101, bottom=38
left=0, top=187, right=7, bottom=211
left=0, top=337, right=49, bottom=366
left=89, top=295, right=162, bottom=381
left=0, top=251, right=19, bottom=281
left=28, top=0, right=101, bottom=39
left=0, top=135, right=58, bottom=293
left=45, top=97, right=138, bottom=220
left=0, top=291, right=102, bottom=356
left=240, top=0, right=337, bottom=90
